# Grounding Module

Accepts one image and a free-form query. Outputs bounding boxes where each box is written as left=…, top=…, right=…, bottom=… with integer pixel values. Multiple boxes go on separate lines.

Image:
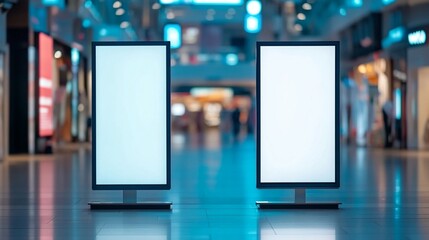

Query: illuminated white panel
left=192, top=0, right=242, bottom=4
left=161, top=0, right=242, bottom=4
left=95, top=45, right=167, bottom=185
left=260, top=44, right=336, bottom=184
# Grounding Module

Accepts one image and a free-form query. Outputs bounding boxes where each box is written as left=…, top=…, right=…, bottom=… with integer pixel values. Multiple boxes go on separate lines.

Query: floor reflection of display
left=96, top=223, right=169, bottom=240
left=259, top=217, right=336, bottom=240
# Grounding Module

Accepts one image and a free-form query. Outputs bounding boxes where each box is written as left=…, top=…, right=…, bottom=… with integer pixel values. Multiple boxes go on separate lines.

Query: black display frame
left=256, top=41, right=340, bottom=189
left=91, top=41, right=171, bottom=190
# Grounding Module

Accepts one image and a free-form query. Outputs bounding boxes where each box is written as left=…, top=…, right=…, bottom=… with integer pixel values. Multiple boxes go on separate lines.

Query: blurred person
left=382, top=100, right=393, bottom=148
left=231, top=107, right=241, bottom=138
left=196, top=110, right=205, bottom=133
left=247, top=102, right=255, bottom=135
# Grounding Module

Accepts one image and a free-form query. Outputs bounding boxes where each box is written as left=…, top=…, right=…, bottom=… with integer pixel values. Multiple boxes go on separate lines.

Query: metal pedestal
left=256, top=189, right=340, bottom=209
left=89, top=190, right=172, bottom=210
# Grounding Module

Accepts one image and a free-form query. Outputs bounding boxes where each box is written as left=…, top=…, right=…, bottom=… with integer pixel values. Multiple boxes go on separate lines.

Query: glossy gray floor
left=1, top=131, right=429, bottom=239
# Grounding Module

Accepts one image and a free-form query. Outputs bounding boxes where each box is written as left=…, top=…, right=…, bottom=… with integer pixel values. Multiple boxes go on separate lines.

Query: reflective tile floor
left=1, top=131, right=429, bottom=239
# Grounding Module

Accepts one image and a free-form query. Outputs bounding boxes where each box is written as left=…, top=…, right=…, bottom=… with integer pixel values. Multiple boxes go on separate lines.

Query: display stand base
left=89, top=190, right=172, bottom=210
left=256, top=201, right=340, bottom=209
left=256, top=189, right=341, bottom=210
left=89, top=202, right=172, bottom=210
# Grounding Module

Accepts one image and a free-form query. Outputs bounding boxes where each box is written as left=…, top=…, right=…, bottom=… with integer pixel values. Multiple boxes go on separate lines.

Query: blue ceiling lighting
left=339, top=8, right=347, bottom=16
left=164, top=24, right=182, bottom=49
left=160, top=0, right=243, bottom=5
left=160, top=0, right=180, bottom=4
left=348, top=0, right=362, bottom=7
left=225, top=53, right=238, bottom=65
left=244, top=14, right=261, bottom=33
left=193, top=0, right=242, bottom=4
left=99, top=28, right=108, bottom=36
left=244, top=0, right=261, bottom=34
left=42, top=0, right=65, bottom=8
left=383, top=0, right=396, bottom=5
left=82, top=19, right=91, bottom=28
left=84, top=0, right=92, bottom=8
left=246, top=0, right=261, bottom=15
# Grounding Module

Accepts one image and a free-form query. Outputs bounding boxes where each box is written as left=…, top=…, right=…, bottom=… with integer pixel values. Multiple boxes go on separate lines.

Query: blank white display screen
left=95, top=44, right=168, bottom=186
left=259, top=44, right=337, bottom=185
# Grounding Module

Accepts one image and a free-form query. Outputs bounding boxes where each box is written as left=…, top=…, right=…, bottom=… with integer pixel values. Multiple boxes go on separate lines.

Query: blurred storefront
left=7, top=0, right=91, bottom=154
left=340, top=13, right=387, bottom=147
left=347, top=59, right=391, bottom=147
left=0, top=11, right=7, bottom=160
left=171, top=86, right=254, bottom=137
left=340, top=5, right=428, bottom=149
left=406, top=3, right=429, bottom=150
left=381, top=6, right=408, bottom=149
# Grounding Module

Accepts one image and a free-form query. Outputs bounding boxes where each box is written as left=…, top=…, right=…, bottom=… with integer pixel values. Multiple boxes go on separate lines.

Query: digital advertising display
left=92, top=42, right=170, bottom=190
left=256, top=42, right=339, bottom=188
left=38, top=33, right=54, bottom=137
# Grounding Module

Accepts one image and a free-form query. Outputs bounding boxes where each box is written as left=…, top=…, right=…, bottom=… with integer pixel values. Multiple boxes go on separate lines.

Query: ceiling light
left=54, top=50, right=62, bottom=59
left=246, top=0, right=262, bottom=15
left=294, top=24, right=303, bottom=32
left=113, top=1, right=121, bottom=8
left=120, top=21, right=130, bottom=28
left=115, top=8, right=125, bottom=16
left=302, top=3, right=312, bottom=10
left=167, top=11, right=175, bottom=19
left=297, top=13, right=306, bottom=20
left=99, top=28, right=107, bottom=36
left=207, top=9, right=215, bottom=15
left=152, top=3, right=161, bottom=10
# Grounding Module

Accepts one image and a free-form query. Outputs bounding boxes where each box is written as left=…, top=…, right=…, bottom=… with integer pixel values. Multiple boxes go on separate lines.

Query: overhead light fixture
left=167, top=11, right=175, bottom=19
left=84, top=0, right=92, bottom=8
left=227, top=8, right=236, bottom=15
left=302, top=3, right=312, bottom=10
left=120, top=21, right=130, bottom=28
left=245, top=14, right=261, bottom=33
left=297, top=13, right=306, bottom=20
left=54, top=50, right=62, bottom=59
left=115, top=8, right=125, bottom=16
left=164, top=24, right=182, bottom=49
left=152, top=3, right=161, bottom=10
left=246, top=0, right=262, bottom=15
left=294, top=24, right=303, bottom=32
left=207, top=9, right=216, bottom=15
left=99, top=28, right=108, bottom=36
left=225, top=53, right=238, bottom=66
left=113, top=1, right=121, bottom=8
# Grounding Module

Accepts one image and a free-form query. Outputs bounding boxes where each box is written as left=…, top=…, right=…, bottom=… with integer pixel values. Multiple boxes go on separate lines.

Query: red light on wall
left=39, top=33, right=54, bottom=137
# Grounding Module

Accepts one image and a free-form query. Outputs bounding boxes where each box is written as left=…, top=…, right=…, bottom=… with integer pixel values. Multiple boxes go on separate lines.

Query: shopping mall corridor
left=1, top=131, right=429, bottom=239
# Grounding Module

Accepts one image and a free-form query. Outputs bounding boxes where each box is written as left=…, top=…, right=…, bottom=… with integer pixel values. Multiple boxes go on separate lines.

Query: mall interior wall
left=406, top=2, right=429, bottom=149
left=0, top=14, right=5, bottom=50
